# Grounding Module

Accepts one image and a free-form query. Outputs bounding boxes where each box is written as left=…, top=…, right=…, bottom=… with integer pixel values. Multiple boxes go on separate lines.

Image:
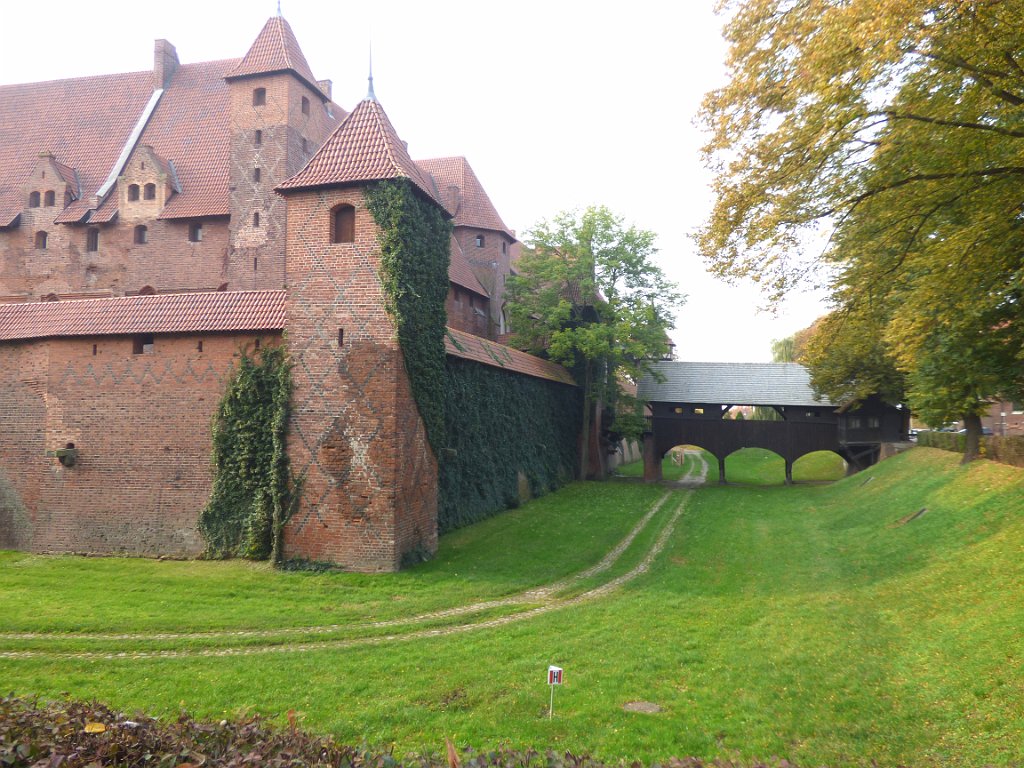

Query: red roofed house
left=0, top=16, right=573, bottom=570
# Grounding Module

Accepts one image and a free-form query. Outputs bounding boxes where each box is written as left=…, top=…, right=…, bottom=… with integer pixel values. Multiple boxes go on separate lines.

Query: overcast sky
left=0, top=0, right=829, bottom=362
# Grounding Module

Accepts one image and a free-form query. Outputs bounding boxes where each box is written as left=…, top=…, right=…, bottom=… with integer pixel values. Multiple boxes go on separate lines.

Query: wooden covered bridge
left=636, top=362, right=909, bottom=483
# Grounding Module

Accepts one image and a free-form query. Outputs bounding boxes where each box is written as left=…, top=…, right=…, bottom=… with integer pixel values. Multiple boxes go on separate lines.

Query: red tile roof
left=448, top=235, right=488, bottom=296
left=445, top=327, right=575, bottom=386
left=278, top=98, right=444, bottom=207
left=0, top=70, right=154, bottom=227
left=225, top=16, right=324, bottom=98
left=0, top=290, right=285, bottom=341
left=417, top=157, right=512, bottom=236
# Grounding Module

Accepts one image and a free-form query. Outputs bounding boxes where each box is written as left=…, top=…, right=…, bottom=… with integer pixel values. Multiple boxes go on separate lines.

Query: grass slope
left=1, top=448, right=1022, bottom=766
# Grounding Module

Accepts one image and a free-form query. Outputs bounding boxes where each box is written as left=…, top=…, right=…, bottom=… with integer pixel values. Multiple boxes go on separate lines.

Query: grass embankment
left=1, top=448, right=1022, bottom=766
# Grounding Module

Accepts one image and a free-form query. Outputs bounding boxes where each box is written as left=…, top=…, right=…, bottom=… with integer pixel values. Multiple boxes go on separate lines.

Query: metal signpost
left=547, top=665, right=563, bottom=719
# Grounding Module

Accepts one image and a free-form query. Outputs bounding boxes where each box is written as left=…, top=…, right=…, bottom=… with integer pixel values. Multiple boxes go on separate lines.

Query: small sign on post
left=547, top=665, right=563, bottom=719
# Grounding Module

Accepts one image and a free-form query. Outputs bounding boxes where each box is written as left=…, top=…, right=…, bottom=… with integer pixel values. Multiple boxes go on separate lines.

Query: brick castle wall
left=0, top=332, right=272, bottom=555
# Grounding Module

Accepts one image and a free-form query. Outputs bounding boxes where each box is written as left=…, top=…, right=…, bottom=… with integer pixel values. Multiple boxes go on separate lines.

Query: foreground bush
left=0, top=695, right=797, bottom=768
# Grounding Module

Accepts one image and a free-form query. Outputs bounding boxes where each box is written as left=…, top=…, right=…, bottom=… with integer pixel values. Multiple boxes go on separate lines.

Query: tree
left=506, top=206, right=684, bottom=479
left=699, top=0, right=1024, bottom=459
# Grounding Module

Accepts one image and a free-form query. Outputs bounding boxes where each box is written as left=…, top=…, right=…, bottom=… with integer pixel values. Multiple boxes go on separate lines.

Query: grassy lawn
left=2, top=448, right=1023, bottom=766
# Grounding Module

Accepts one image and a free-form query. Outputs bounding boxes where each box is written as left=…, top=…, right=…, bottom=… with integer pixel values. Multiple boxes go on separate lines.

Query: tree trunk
left=579, top=360, right=593, bottom=480
left=961, top=412, right=983, bottom=464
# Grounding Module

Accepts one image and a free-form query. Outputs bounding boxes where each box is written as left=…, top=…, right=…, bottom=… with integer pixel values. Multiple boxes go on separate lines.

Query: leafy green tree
left=506, top=206, right=684, bottom=479
left=699, top=0, right=1024, bottom=458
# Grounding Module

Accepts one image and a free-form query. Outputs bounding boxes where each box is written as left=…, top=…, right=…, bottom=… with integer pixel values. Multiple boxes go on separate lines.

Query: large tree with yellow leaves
left=699, top=0, right=1024, bottom=459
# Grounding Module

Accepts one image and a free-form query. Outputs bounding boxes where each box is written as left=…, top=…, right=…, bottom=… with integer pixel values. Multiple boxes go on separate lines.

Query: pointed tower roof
left=277, top=98, right=443, bottom=207
left=225, top=16, right=325, bottom=99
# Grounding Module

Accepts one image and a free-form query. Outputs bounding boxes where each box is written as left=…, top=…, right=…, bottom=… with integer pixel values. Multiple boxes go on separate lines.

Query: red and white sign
left=547, top=665, right=563, bottom=685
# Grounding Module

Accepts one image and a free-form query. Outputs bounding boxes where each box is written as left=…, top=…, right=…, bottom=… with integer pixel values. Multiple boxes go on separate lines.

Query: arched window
left=331, top=204, right=355, bottom=244
left=301, top=96, right=310, bottom=115
left=144, top=183, right=156, bottom=200
left=188, top=222, right=203, bottom=242
left=43, top=190, right=55, bottom=207
left=28, top=191, right=40, bottom=208
left=128, top=184, right=140, bottom=201
left=34, top=231, right=48, bottom=249
left=253, top=87, right=266, bottom=106
left=134, top=225, right=148, bottom=244
left=474, top=234, right=485, bottom=247
left=86, top=228, right=99, bottom=252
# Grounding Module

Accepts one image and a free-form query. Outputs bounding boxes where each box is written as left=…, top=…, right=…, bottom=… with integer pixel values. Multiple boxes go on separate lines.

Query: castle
left=0, top=15, right=577, bottom=570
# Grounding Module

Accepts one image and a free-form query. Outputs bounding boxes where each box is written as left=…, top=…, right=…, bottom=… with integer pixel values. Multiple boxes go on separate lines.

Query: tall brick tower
left=223, top=15, right=343, bottom=291
left=275, top=93, right=446, bottom=571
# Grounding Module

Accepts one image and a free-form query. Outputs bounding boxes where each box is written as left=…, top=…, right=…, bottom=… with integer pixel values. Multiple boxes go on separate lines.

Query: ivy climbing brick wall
left=282, top=186, right=438, bottom=572
left=0, top=332, right=271, bottom=555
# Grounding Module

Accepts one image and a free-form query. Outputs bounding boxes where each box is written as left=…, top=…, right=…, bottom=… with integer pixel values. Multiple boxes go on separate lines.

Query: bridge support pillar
left=642, top=433, right=662, bottom=482
left=718, top=456, right=726, bottom=485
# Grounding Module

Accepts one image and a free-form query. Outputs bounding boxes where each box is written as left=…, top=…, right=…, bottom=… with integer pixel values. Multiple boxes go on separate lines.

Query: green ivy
left=198, top=345, right=293, bottom=561
left=439, top=357, right=581, bottom=533
left=365, top=179, right=452, bottom=452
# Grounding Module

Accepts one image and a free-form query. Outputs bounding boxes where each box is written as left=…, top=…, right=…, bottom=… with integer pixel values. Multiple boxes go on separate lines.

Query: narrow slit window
left=188, top=222, right=203, bottom=242
left=86, top=228, right=99, bottom=252
left=338, top=328, right=344, bottom=347
left=253, top=211, right=260, bottom=227
left=253, top=167, right=261, bottom=183
left=197, top=340, right=203, bottom=353
left=254, top=129, right=262, bottom=146
left=331, top=204, right=355, bottom=243
left=301, top=96, right=310, bottom=115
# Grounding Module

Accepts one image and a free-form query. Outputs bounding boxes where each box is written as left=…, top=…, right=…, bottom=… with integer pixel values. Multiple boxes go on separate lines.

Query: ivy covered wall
left=439, top=358, right=581, bottom=533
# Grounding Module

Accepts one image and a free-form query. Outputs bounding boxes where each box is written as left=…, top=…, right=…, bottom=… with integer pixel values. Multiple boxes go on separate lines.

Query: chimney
left=153, top=39, right=179, bottom=89
left=317, top=79, right=333, bottom=99
left=446, top=184, right=462, bottom=214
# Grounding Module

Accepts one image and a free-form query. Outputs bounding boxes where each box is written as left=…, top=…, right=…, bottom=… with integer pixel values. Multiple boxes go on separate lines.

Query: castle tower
left=276, top=95, right=447, bottom=571
left=223, top=16, right=343, bottom=291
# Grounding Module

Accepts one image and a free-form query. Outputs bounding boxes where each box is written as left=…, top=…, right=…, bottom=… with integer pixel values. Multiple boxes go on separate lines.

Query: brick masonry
left=0, top=332, right=272, bottom=554
left=281, top=186, right=437, bottom=571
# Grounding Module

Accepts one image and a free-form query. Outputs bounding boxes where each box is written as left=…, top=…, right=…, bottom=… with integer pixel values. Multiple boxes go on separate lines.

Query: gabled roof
left=277, top=98, right=443, bottom=206
left=224, top=16, right=324, bottom=99
left=0, top=290, right=285, bottom=341
left=0, top=70, right=155, bottom=227
left=637, top=361, right=835, bottom=408
left=448, top=235, right=488, bottom=296
left=417, top=157, right=513, bottom=237
left=445, top=327, right=575, bottom=386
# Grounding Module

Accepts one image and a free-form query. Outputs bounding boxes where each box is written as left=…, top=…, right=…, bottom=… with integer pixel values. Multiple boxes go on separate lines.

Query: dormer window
left=331, top=204, right=355, bottom=244
left=128, top=184, right=140, bottom=201
left=34, top=231, right=48, bottom=250
left=144, top=183, right=156, bottom=200
left=474, top=234, right=485, bottom=248
left=134, top=225, right=148, bottom=245
left=301, top=96, right=310, bottom=115
left=44, top=190, right=55, bottom=207
left=188, top=222, right=203, bottom=242
left=253, top=87, right=266, bottom=106
left=28, top=191, right=40, bottom=208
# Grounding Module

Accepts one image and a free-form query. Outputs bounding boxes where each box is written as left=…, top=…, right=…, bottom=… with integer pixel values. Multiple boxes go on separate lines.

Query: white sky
left=0, top=0, right=828, bottom=362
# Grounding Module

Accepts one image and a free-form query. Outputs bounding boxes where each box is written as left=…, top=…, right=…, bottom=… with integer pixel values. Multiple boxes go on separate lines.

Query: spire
left=276, top=0, right=282, bottom=16
left=367, top=42, right=376, bottom=101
